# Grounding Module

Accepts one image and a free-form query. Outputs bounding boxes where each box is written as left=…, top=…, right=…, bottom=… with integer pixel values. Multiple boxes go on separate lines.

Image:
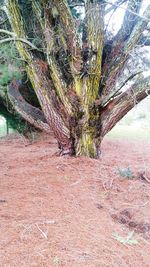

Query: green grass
left=117, top=167, right=134, bottom=179
left=112, top=231, right=139, bottom=245
left=0, top=116, right=15, bottom=137
left=107, top=124, right=150, bottom=141
left=107, top=99, right=150, bottom=141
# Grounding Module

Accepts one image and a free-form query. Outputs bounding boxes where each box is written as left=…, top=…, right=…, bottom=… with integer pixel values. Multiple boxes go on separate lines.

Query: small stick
left=36, top=223, right=48, bottom=240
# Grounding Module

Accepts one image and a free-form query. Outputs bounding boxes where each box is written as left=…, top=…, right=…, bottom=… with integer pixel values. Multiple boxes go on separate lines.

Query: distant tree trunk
left=6, top=119, right=9, bottom=135
left=2, top=0, right=150, bottom=158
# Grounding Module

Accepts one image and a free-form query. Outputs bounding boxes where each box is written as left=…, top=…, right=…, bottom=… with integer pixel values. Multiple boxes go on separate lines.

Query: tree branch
left=7, top=80, right=51, bottom=133
left=114, top=0, right=143, bottom=42
left=0, top=18, right=8, bottom=25
left=0, top=37, right=41, bottom=51
left=105, top=0, right=126, bottom=15
left=84, top=1, right=104, bottom=81
left=101, top=76, right=150, bottom=136
left=68, top=0, right=84, bottom=8
left=125, top=5, right=150, bottom=51
left=101, top=70, right=143, bottom=106
left=5, top=0, right=72, bottom=152
left=4, top=1, right=35, bottom=62
left=101, top=4, right=150, bottom=100
left=104, top=1, right=150, bottom=22
left=138, top=36, right=150, bottom=46
left=52, top=0, right=82, bottom=74
left=0, top=29, right=15, bottom=36
left=32, top=0, right=74, bottom=116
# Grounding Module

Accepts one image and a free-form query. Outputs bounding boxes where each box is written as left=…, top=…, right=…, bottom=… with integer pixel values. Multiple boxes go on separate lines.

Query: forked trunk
left=4, top=0, right=150, bottom=159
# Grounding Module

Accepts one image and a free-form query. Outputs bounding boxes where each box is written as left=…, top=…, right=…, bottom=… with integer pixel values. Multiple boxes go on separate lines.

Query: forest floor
left=0, top=132, right=150, bottom=267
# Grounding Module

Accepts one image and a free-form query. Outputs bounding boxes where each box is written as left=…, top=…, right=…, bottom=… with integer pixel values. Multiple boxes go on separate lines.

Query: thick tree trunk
left=4, top=0, right=104, bottom=158
left=75, top=131, right=101, bottom=158
left=3, top=0, right=150, bottom=159
left=5, top=0, right=73, bottom=155
left=72, top=80, right=102, bottom=158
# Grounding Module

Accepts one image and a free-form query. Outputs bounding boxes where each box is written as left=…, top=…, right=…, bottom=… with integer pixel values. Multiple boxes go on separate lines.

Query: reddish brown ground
left=0, top=133, right=150, bottom=267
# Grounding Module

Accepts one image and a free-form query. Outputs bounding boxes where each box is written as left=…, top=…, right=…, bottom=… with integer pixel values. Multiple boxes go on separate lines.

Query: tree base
left=75, top=132, right=101, bottom=159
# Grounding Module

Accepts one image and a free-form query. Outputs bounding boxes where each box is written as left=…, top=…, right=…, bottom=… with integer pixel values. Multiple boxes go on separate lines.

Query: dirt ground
left=0, top=133, right=150, bottom=267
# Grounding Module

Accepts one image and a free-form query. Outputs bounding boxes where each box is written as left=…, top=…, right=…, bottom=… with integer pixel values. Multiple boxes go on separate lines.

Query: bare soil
left=0, top=133, right=150, bottom=267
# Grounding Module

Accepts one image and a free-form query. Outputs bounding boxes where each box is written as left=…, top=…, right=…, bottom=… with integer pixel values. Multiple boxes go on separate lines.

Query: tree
left=0, top=0, right=150, bottom=158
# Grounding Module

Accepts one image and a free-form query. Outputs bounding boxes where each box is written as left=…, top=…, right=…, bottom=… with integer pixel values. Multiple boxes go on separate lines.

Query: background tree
left=0, top=0, right=150, bottom=158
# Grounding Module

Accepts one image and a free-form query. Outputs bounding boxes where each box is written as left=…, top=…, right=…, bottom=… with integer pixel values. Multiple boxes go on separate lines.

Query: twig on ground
left=35, top=223, right=48, bottom=240
left=20, top=220, right=55, bottom=240
left=138, top=172, right=150, bottom=183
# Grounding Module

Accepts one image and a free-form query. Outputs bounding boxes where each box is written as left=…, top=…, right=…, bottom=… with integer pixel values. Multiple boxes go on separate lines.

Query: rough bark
left=7, top=80, right=51, bottom=133
left=73, top=1, right=104, bottom=158
left=101, top=4, right=150, bottom=105
left=1, top=0, right=150, bottom=158
left=101, top=76, right=150, bottom=136
left=5, top=0, right=74, bottom=155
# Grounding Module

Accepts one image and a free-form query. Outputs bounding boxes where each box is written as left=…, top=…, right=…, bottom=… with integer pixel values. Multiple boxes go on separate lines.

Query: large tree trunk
left=2, top=0, right=150, bottom=158
left=5, top=0, right=73, bottom=155
left=5, top=0, right=103, bottom=157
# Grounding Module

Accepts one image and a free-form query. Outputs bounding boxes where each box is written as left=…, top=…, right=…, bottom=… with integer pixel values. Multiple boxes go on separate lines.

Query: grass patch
left=117, top=167, right=134, bottom=179
left=107, top=125, right=150, bottom=141
left=113, top=231, right=139, bottom=245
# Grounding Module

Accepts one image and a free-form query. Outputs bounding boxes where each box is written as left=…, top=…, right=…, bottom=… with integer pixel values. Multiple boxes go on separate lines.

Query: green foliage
left=0, top=43, right=21, bottom=63
left=0, top=43, right=23, bottom=86
left=18, top=0, right=44, bottom=47
left=67, top=0, right=83, bottom=18
left=117, top=167, right=133, bottom=179
left=0, top=105, right=36, bottom=137
left=0, top=65, right=22, bottom=86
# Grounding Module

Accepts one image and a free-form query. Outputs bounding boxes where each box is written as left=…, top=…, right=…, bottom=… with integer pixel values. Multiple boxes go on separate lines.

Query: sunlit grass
left=107, top=124, right=150, bottom=141
left=107, top=100, right=150, bottom=141
left=0, top=116, right=15, bottom=137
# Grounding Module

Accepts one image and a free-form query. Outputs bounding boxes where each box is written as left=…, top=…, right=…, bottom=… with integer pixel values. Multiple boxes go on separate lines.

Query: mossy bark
left=5, top=0, right=73, bottom=155
left=75, top=131, right=101, bottom=158
left=4, top=0, right=150, bottom=158
left=5, top=0, right=103, bottom=158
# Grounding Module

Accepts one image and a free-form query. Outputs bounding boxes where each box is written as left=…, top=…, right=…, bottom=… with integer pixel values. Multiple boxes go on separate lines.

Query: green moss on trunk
left=76, top=131, right=101, bottom=158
